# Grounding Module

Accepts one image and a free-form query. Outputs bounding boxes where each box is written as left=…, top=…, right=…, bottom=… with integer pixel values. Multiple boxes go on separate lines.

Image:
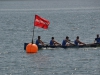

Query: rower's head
left=52, top=37, right=54, bottom=39
left=38, top=36, right=41, bottom=39
left=66, top=36, right=69, bottom=39
left=76, top=36, right=79, bottom=39
left=97, top=34, right=99, bottom=38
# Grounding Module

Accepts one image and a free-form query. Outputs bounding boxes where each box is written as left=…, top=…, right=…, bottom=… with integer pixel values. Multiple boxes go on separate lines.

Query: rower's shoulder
left=95, top=38, right=100, bottom=40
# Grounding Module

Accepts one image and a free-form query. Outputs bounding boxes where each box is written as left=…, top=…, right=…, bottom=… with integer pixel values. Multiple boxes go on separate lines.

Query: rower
left=50, top=37, right=61, bottom=46
left=74, top=36, right=86, bottom=46
left=62, top=36, right=73, bottom=46
left=94, top=34, right=100, bottom=44
left=35, top=36, right=44, bottom=46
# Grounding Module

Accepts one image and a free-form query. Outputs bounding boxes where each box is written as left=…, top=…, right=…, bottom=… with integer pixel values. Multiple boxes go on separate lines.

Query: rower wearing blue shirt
left=36, top=36, right=44, bottom=46
left=62, top=36, right=73, bottom=46
left=74, top=36, right=86, bottom=46
left=50, top=37, right=61, bottom=46
left=94, top=34, right=100, bottom=44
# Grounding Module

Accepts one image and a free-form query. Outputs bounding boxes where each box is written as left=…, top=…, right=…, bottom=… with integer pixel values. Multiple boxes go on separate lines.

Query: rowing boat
left=24, top=43, right=100, bottom=50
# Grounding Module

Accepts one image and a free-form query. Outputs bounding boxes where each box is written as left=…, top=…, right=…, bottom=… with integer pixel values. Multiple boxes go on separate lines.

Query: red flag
left=34, top=15, right=50, bottom=29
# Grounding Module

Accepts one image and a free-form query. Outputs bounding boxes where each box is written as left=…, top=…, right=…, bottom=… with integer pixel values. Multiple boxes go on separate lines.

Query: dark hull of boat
left=24, top=43, right=100, bottom=50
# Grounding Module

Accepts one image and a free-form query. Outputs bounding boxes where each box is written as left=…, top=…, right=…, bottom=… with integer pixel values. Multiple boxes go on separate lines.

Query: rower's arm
left=67, top=40, right=71, bottom=43
left=78, top=40, right=85, bottom=45
left=54, top=40, right=61, bottom=45
left=40, top=40, right=44, bottom=45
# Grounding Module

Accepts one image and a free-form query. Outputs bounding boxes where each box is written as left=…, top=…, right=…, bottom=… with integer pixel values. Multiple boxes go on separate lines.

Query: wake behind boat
left=24, top=43, right=100, bottom=50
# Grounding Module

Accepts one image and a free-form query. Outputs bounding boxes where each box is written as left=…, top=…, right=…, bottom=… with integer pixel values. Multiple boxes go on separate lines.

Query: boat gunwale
left=24, top=43, right=100, bottom=50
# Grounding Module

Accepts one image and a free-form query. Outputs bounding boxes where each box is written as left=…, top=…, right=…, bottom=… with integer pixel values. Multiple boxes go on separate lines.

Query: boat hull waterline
left=24, top=43, right=100, bottom=50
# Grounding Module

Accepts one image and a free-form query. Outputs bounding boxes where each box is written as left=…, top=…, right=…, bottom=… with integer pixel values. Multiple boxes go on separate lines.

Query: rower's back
left=95, top=34, right=100, bottom=43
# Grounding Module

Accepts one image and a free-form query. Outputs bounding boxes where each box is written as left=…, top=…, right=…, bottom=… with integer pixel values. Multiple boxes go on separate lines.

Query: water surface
left=0, top=0, right=100, bottom=75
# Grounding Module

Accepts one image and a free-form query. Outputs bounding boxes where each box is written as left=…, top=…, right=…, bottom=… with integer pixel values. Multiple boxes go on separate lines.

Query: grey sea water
left=0, top=0, right=100, bottom=75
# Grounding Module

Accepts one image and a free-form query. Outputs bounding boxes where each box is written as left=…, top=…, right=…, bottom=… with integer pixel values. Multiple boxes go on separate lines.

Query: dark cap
left=97, top=34, right=99, bottom=37
left=38, top=36, right=40, bottom=39
left=77, top=36, right=79, bottom=39
left=52, top=37, right=54, bottom=39
left=66, top=36, right=69, bottom=39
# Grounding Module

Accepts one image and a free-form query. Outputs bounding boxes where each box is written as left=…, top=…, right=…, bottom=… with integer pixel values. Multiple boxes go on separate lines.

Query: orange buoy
left=26, top=43, right=38, bottom=53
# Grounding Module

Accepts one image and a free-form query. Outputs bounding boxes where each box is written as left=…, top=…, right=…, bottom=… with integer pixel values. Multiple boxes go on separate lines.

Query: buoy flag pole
left=32, top=15, right=36, bottom=44
left=32, top=26, right=35, bottom=44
